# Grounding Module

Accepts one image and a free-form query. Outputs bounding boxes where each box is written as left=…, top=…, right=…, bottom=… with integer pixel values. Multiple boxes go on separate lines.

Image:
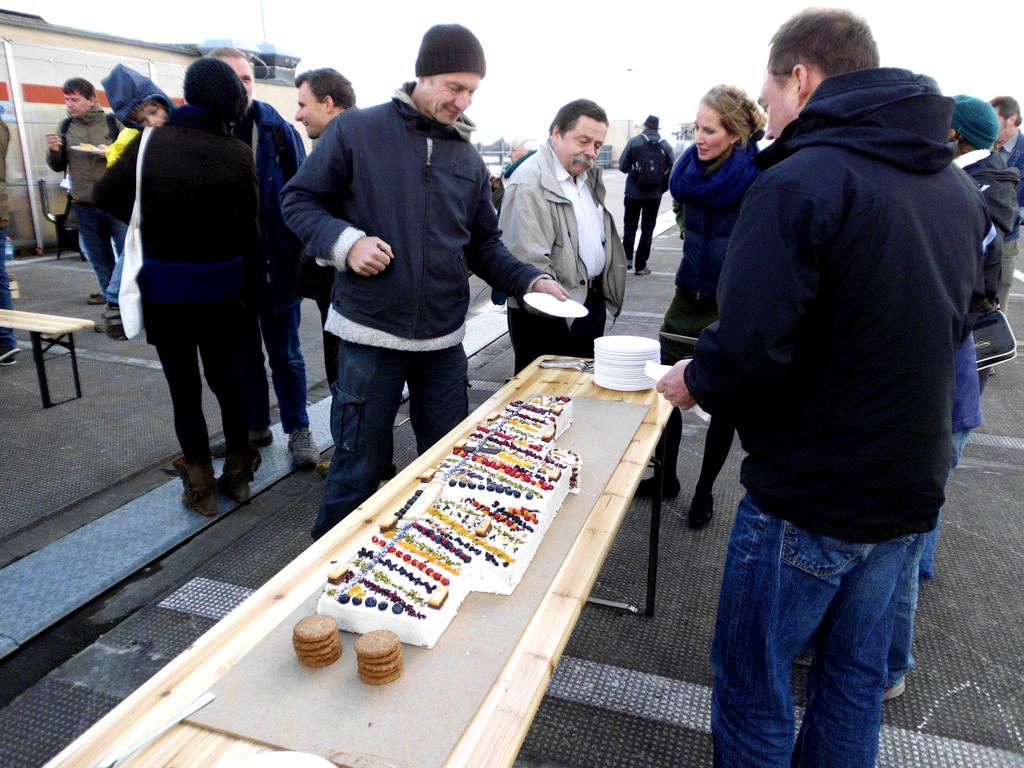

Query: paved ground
left=1, top=170, right=1024, bottom=767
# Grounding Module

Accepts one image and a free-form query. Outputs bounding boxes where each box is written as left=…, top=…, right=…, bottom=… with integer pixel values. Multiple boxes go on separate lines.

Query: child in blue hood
left=98, top=64, right=174, bottom=338
left=102, top=63, right=173, bottom=166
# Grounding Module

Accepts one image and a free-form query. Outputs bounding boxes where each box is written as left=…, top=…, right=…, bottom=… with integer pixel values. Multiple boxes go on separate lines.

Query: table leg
left=586, top=442, right=664, bottom=617
left=645, top=440, right=665, bottom=617
left=29, top=331, right=53, bottom=409
left=68, top=333, right=83, bottom=400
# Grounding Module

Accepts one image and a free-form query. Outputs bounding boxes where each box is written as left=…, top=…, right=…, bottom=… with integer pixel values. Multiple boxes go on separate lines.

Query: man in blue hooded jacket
left=209, top=48, right=317, bottom=468
left=656, top=9, right=988, bottom=766
left=281, top=24, right=566, bottom=540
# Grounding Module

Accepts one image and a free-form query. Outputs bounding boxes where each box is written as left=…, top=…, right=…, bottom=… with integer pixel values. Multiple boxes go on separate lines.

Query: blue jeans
left=106, top=252, right=125, bottom=305
left=711, top=493, right=915, bottom=768
left=239, top=298, right=309, bottom=434
left=73, top=203, right=126, bottom=297
left=0, top=227, right=15, bottom=349
left=886, top=428, right=971, bottom=687
left=312, top=340, right=468, bottom=540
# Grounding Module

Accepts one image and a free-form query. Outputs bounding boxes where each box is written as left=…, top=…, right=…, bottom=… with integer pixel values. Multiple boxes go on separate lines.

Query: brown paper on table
left=190, top=397, right=649, bottom=767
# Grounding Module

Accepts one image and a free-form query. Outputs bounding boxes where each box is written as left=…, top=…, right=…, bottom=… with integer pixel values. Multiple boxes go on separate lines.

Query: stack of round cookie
left=354, top=629, right=403, bottom=685
left=292, top=615, right=342, bottom=668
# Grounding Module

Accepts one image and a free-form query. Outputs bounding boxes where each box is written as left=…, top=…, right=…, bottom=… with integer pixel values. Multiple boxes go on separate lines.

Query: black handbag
left=974, top=310, right=1017, bottom=370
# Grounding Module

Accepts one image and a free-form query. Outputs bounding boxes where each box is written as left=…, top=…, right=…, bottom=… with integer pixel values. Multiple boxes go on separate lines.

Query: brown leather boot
left=179, top=458, right=218, bottom=516
left=219, top=445, right=262, bottom=503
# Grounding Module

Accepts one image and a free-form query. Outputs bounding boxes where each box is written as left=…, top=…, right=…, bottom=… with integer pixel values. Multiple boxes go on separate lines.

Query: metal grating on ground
left=200, top=482, right=329, bottom=589
left=462, top=305, right=509, bottom=357
left=101, top=609, right=217, bottom=661
left=542, top=656, right=1024, bottom=767
left=548, top=656, right=711, bottom=732
left=158, top=577, right=254, bottom=622
left=468, top=379, right=503, bottom=393
left=0, top=678, right=119, bottom=768
left=967, top=433, right=1024, bottom=452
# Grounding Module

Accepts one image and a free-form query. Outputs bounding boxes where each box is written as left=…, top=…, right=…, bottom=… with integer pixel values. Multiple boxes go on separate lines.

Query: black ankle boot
left=688, top=493, right=714, bottom=529
left=635, top=475, right=681, bottom=498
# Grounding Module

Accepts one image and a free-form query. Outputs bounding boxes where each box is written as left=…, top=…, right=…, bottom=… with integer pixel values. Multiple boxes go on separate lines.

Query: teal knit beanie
left=952, top=95, right=1000, bottom=150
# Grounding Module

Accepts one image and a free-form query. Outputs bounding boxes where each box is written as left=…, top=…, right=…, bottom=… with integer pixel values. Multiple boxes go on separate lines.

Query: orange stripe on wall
left=0, top=82, right=8, bottom=100
left=22, top=83, right=111, bottom=107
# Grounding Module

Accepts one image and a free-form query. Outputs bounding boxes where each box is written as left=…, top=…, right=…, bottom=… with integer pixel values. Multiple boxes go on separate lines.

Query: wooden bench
left=0, top=309, right=95, bottom=408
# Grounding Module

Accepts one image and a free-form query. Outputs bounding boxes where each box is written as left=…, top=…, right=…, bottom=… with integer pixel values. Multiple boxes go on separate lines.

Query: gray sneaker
left=288, top=427, right=319, bottom=467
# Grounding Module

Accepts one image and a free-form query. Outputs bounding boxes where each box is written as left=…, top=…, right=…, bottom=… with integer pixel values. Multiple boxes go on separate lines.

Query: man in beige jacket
left=498, top=98, right=627, bottom=373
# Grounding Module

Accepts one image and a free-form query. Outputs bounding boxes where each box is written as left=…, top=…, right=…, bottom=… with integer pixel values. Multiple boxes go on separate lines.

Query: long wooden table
left=45, top=360, right=673, bottom=768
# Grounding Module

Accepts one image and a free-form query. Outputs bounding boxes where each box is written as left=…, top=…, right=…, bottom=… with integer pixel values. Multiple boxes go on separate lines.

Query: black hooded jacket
left=960, top=150, right=1019, bottom=315
left=683, top=68, right=989, bottom=542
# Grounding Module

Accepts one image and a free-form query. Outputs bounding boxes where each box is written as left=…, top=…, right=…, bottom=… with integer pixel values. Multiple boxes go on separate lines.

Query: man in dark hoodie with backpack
left=657, top=9, right=988, bottom=766
left=618, top=115, right=673, bottom=275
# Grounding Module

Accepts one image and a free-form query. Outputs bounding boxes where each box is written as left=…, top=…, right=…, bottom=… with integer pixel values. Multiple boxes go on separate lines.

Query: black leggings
left=661, top=407, right=735, bottom=497
left=155, top=334, right=249, bottom=464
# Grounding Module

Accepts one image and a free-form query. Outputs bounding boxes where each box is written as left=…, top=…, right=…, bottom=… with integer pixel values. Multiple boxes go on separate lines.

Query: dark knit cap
left=415, top=24, right=486, bottom=78
left=184, top=58, right=248, bottom=124
left=644, top=115, right=660, bottom=129
left=952, top=95, right=999, bottom=150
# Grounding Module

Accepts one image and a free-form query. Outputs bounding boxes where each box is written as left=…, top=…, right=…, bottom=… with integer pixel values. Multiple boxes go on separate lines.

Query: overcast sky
left=9, top=1, right=1020, bottom=143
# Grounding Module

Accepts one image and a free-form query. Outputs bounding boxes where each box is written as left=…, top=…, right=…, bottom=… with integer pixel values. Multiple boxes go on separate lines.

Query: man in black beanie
left=282, top=23, right=567, bottom=540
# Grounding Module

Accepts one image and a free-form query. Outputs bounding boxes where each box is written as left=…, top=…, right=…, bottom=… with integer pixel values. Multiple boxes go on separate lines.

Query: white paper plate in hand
left=523, top=292, right=588, bottom=318
left=643, top=361, right=711, bottom=422
left=644, top=361, right=673, bottom=381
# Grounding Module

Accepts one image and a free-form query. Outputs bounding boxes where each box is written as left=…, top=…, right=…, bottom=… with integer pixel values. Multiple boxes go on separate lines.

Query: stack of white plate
left=593, top=335, right=661, bottom=391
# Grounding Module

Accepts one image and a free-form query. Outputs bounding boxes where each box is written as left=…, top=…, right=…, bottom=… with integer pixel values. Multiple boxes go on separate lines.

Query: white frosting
left=318, top=396, right=580, bottom=648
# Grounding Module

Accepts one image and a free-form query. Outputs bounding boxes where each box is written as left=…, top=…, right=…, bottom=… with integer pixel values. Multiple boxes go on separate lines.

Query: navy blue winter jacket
left=249, top=101, right=306, bottom=310
left=281, top=88, right=545, bottom=341
left=1002, top=136, right=1024, bottom=240
left=669, top=143, right=759, bottom=300
left=683, top=68, right=989, bottom=542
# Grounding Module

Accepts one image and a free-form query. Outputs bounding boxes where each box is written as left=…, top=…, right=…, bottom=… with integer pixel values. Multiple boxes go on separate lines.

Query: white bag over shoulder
left=118, top=127, right=154, bottom=339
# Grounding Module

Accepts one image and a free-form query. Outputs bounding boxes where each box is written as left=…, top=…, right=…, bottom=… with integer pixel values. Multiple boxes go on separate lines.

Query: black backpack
left=631, top=135, right=668, bottom=190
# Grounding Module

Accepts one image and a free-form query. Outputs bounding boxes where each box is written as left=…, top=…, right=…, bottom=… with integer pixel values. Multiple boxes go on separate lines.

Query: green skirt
left=659, top=287, right=719, bottom=365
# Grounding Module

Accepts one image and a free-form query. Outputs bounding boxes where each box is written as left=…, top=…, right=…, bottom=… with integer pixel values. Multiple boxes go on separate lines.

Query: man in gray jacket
left=499, top=99, right=628, bottom=373
left=281, top=24, right=566, bottom=539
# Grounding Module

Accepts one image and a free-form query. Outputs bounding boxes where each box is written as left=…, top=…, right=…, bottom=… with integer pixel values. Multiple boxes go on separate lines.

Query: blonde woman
left=638, top=85, right=765, bottom=529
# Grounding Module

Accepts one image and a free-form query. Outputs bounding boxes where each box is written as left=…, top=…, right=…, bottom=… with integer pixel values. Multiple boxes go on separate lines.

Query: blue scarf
left=670, top=142, right=759, bottom=209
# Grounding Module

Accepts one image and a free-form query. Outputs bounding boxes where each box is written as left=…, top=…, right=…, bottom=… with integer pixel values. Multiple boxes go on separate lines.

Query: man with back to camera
left=45, top=78, right=125, bottom=311
left=656, top=9, right=987, bottom=765
left=618, top=114, right=673, bottom=274
left=208, top=47, right=318, bottom=468
left=990, top=95, right=1024, bottom=313
left=498, top=99, right=628, bottom=374
left=281, top=23, right=566, bottom=540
